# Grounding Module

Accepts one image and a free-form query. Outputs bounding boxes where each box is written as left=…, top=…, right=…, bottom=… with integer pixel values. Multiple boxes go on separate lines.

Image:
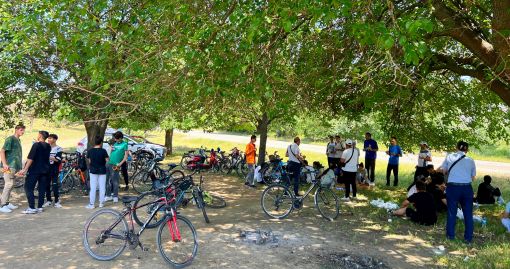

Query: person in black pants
left=121, top=161, right=129, bottom=191
left=286, top=137, right=304, bottom=197
left=16, top=131, right=51, bottom=214
left=43, top=134, right=63, bottom=208
left=363, top=132, right=378, bottom=183
left=340, top=139, right=359, bottom=200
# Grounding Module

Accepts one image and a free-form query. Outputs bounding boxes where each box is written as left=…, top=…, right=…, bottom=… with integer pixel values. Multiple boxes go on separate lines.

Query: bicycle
left=82, top=193, right=198, bottom=268
left=131, top=153, right=185, bottom=194
left=260, top=170, right=340, bottom=221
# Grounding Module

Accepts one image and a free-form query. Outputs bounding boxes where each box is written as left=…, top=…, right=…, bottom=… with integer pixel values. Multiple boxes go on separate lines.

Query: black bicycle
left=260, top=171, right=339, bottom=221
left=83, top=194, right=198, bottom=268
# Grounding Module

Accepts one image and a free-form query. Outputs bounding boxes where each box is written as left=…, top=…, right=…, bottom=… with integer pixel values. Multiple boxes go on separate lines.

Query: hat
left=346, top=139, right=353, bottom=145
left=419, top=141, right=428, bottom=146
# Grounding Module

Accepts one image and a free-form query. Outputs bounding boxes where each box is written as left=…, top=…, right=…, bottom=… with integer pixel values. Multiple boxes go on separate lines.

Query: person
left=16, top=130, right=51, bottom=214
left=356, top=162, right=368, bottom=184
left=326, top=136, right=336, bottom=168
left=415, top=141, right=432, bottom=181
left=439, top=141, right=476, bottom=243
left=86, top=136, right=110, bottom=209
left=385, top=137, right=402, bottom=186
left=42, top=134, right=63, bottom=208
left=426, top=172, right=447, bottom=213
left=105, top=131, right=128, bottom=203
left=502, top=202, right=510, bottom=233
left=363, top=132, right=378, bottom=184
left=340, top=139, right=359, bottom=201
left=0, top=124, right=25, bottom=213
left=475, top=175, right=502, bottom=205
left=286, top=137, right=304, bottom=197
left=332, top=135, right=345, bottom=168
left=393, top=180, right=437, bottom=226
left=244, top=135, right=257, bottom=188
left=120, top=150, right=133, bottom=191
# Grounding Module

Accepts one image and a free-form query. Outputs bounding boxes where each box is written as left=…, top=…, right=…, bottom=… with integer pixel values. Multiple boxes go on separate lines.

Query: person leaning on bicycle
left=286, top=137, right=305, bottom=197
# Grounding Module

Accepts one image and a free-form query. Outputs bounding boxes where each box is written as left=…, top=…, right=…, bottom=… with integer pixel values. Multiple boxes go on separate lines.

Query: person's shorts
left=405, top=208, right=436, bottom=226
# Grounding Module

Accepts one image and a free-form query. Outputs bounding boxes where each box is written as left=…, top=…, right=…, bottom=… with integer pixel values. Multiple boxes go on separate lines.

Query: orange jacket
left=245, top=142, right=256, bottom=164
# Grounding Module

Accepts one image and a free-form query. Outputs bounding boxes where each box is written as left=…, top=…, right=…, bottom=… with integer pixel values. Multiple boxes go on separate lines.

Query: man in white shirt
left=286, top=137, right=304, bottom=196
left=340, top=139, right=359, bottom=201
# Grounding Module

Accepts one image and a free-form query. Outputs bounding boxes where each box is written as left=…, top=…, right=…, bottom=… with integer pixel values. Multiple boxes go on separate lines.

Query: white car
left=76, top=128, right=166, bottom=157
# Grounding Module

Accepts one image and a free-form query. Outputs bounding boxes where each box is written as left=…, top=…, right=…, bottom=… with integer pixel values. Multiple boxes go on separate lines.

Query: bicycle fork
left=167, top=208, right=182, bottom=242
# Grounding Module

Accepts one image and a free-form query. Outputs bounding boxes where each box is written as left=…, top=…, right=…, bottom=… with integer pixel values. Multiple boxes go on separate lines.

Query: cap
left=346, top=139, right=353, bottom=145
left=419, top=141, right=428, bottom=146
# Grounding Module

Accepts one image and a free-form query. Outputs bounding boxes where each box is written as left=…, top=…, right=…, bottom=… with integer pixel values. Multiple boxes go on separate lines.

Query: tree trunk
left=256, top=113, right=270, bottom=166
left=165, top=128, right=174, bottom=156
left=84, top=120, right=108, bottom=150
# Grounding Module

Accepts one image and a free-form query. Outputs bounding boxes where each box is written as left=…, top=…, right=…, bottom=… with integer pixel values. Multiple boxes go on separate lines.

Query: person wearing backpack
left=286, top=137, right=304, bottom=197
left=439, top=141, right=476, bottom=243
left=340, top=139, right=359, bottom=201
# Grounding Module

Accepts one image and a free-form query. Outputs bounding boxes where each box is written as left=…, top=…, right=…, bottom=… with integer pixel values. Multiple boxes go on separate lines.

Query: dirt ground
left=0, top=174, right=437, bottom=269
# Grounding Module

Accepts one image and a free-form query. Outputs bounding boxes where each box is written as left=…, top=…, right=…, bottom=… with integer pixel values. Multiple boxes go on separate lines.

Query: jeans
left=45, top=170, right=60, bottom=203
left=386, top=164, right=399, bottom=186
left=343, top=171, right=357, bottom=198
left=89, top=173, right=106, bottom=205
left=106, top=165, right=120, bottom=198
left=446, top=184, right=474, bottom=242
left=121, top=162, right=129, bottom=186
left=25, top=173, right=48, bottom=209
left=365, top=158, right=376, bottom=182
left=287, top=161, right=302, bottom=196
left=0, top=170, right=15, bottom=206
left=245, top=164, right=255, bottom=185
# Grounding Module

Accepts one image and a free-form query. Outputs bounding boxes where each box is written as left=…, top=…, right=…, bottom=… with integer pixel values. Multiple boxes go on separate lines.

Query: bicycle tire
left=180, top=155, right=192, bottom=170
left=194, top=189, right=210, bottom=223
left=203, top=193, right=227, bottom=208
left=239, top=161, right=249, bottom=177
left=260, top=183, right=294, bottom=219
left=133, top=191, right=166, bottom=229
left=314, top=187, right=339, bottom=221
left=219, top=159, right=231, bottom=174
left=82, top=208, right=128, bottom=261
left=157, top=214, right=198, bottom=268
left=131, top=170, right=153, bottom=194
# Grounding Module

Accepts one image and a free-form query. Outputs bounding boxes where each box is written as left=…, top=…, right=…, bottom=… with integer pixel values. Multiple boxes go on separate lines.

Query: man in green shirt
left=105, top=131, right=128, bottom=203
left=0, top=124, right=26, bottom=213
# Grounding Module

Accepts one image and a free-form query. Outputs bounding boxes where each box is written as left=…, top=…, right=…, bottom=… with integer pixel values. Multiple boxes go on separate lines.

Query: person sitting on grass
left=426, top=173, right=447, bottom=213
left=475, top=175, right=502, bottom=205
left=502, top=202, right=510, bottom=233
left=393, top=180, right=437, bottom=226
left=356, top=162, right=368, bottom=185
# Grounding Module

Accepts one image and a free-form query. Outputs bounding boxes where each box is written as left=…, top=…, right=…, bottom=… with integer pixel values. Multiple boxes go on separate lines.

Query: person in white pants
left=86, top=136, right=110, bottom=209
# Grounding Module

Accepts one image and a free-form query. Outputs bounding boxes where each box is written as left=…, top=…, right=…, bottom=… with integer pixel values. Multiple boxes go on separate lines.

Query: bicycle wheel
left=193, top=189, right=210, bottom=223
left=239, top=161, right=250, bottom=177
left=219, top=159, right=231, bottom=174
left=202, top=192, right=227, bottom=208
left=60, top=173, right=75, bottom=194
left=314, top=187, right=340, bottom=221
left=83, top=208, right=128, bottom=261
left=133, top=191, right=166, bottom=229
left=180, top=155, right=192, bottom=170
left=131, top=170, right=153, bottom=194
left=157, top=215, right=198, bottom=268
left=169, top=170, right=185, bottom=181
left=261, top=183, right=294, bottom=219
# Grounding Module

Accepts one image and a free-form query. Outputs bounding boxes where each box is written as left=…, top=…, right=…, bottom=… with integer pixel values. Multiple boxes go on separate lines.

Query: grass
left=2, top=119, right=510, bottom=268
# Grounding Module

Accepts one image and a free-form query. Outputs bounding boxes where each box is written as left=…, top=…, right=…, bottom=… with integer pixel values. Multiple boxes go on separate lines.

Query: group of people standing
left=0, top=124, right=130, bottom=214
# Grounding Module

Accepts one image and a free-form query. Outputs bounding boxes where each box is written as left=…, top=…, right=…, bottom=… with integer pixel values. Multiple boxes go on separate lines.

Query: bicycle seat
left=167, top=163, right=178, bottom=169
left=121, top=196, right=138, bottom=204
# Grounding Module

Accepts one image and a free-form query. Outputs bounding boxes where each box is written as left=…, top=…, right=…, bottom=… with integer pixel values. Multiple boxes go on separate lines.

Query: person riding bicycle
left=286, top=137, right=304, bottom=197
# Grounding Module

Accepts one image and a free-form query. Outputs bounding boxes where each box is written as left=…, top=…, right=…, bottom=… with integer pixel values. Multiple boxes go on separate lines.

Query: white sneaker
left=42, top=201, right=52, bottom=208
left=104, top=196, right=113, bottom=202
left=113, top=197, right=118, bottom=203
left=85, top=204, right=95, bottom=209
left=21, top=208, right=37, bottom=214
left=340, top=197, right=351, bottom=202
left=6, top=203, right=17, bottom=210
left=54, top=202, right=62, bottom=208
left=99, top=203, right=104, bottom=208
left=37, top=208, right=43, bottom=213
left=0, top=205, right=12, bottom=213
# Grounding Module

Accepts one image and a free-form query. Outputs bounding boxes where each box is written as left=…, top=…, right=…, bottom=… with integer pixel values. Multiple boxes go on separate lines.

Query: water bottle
left=481, top=217, right=487, bottom=227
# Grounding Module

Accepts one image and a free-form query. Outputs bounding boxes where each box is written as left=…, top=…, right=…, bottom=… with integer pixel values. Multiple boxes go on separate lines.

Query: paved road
left=181, top=131, right=510, bottom=177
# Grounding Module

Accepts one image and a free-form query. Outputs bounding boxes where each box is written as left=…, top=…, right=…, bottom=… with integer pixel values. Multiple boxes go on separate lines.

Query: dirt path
left=181, top=131, right=510, bottom=177
left=0, top=174, right=437, bottom=269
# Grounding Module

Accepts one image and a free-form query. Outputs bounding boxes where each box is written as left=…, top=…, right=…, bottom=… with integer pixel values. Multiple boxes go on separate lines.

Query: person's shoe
left=244, top=182, right=249, bottom=186
left=42, top=201, right=52, bottom=208
left=104, top=196, right=113, bottom=202
left=54, top=202, right=62, bottom=208
left=99, top=203, right=104, bottom=208
left=37, top=208, right=43, bottom=213
left=340, top=197, right=351, bottom=202
left=6, top=203, right=18, bottom=210
left=123, top=186, right=129, bottom=191
left=113, top=197, right=119, bottom=203
left=85, top=204, right=95, bottom=209
left=369, top=182, right=375, bottom=186
left=21, top=208, right=37, bottom=214
left=0, top=205, right=12, bottom=213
